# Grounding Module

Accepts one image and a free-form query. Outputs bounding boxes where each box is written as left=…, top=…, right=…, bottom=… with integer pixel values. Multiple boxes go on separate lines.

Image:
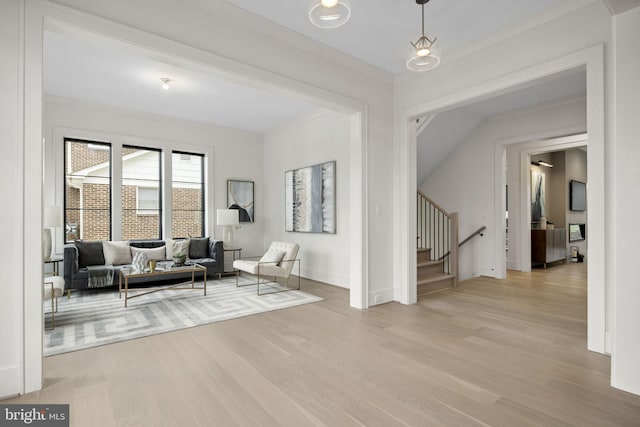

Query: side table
left=222, top=247, right=242, bottom=277
left=44, top=256, right=63, bottom=277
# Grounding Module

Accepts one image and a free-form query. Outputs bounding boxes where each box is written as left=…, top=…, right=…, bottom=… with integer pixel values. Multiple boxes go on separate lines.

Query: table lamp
left=217, top=209, right=239, bottom=248
left=43, top=206, right=63, bottom=261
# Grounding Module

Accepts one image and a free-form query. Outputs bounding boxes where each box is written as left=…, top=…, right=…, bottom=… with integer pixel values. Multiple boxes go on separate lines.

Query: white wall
left=0, top=0, right=24, bottom=399
left=420, top=98, right=586, bottom=280
left=263, top=111, right=351, bottom=287
left=612, top=5, right=640, bottom=396
left=44, top=96, right=266, bottom=258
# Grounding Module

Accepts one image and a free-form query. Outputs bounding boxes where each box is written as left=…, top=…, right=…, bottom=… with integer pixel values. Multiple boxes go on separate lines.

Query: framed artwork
left=531, top=170, right=545, bottom=221
left=227, top=180, right=254, bottom=222
left=285, top=161, right=336, bottom=234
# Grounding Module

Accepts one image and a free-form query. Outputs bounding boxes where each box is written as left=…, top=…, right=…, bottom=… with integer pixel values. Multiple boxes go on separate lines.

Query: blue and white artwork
left=285, top=161, right=336, bottom=234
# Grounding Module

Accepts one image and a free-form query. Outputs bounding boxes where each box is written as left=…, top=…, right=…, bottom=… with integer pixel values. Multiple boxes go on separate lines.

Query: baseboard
left=0, top=365, right=21, bottom=399
left=478, top=266, right=497, bottom=278
left=299, top=267, right=349, bottom=289
left=369, top=287, right=395, bottom=306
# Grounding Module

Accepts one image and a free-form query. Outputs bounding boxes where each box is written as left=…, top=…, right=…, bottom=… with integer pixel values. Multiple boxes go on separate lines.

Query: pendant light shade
left=309, top=0, right=351, bottom=29
left=407, top=0, right=440, bottom=72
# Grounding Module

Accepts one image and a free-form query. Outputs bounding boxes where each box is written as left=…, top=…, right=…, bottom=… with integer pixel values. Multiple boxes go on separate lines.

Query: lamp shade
left=217, top=209, right=239, bottom=226
left=44, top=206, right=63, bottom=228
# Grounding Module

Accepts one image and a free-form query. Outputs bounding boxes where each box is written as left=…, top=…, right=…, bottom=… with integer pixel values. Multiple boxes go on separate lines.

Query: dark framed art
left=227, top=180, right=254, bottom=222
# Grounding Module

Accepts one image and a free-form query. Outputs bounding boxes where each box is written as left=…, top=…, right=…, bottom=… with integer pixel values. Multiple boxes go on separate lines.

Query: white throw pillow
left=259, top=249, right=286, bottom=265
left=131, top=245, right=166, bottom=261
left=102, top=241, right=132, bottom=265
left=165, top=238, right=190, bottom=259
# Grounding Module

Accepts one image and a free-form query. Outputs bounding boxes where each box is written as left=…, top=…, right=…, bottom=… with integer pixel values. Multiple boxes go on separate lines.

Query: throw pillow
left=131, top=245, right=166, bottom=261
left=259, top=249, right=286, bottom=265
left=75, top=240, right=105, bottom=268
left=189, top=237, right=209, bottom=259
left=165, top=238, right=190, bottom=259
left=102, top=241, right=132, bottom=265
left=131, top=252, right=148, bottom=273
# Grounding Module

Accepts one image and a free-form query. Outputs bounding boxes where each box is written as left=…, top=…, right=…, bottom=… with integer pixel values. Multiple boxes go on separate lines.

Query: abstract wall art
left=285, top=161, right=336, bottom=234
left=227, top=180, right=254, bottom=222
left=531, top=169, right=546, bottom=221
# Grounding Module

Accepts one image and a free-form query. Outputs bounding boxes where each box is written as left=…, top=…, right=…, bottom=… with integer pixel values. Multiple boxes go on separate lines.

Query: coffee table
left=118, top=263, right=207, bottom=307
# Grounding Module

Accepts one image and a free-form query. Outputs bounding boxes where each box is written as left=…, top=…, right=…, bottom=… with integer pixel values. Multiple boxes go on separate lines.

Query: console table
left=531, top=228, right=567, bottom=268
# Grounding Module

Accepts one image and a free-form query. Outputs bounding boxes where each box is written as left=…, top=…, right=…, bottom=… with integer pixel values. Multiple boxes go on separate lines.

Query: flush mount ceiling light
left=160, top=77, right=171, bottom=90
left=309, top=0, right=351, bottom=29
left=407, top=0, right=440, bottom=72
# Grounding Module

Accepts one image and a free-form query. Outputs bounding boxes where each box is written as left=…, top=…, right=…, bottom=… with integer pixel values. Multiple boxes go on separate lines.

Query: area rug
left=44, top=275, right=322, bottom=356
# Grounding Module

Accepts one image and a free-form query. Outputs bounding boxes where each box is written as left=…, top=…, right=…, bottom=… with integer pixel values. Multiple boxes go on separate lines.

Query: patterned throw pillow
left=131, top=245, right=166, bottom=261
left=131, top=252, right=148, bottom=273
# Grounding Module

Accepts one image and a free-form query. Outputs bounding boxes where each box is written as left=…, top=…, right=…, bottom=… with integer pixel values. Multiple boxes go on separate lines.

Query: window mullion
left=112, top=143, right=123, bottom=241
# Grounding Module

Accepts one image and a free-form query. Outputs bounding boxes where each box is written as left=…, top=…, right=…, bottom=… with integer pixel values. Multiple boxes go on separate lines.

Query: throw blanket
left=87, top=265, right=115, bottom=288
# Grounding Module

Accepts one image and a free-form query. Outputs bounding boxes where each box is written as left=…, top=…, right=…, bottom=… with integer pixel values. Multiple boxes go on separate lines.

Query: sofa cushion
left=102, top=241, right=132, bottom=265
left=75, top=240, right=105, bottom=268
left=131, top=245, right=166, bottom=261
left=165, top=238, right=190, bottom=259
left=189, top=237, right=209, bottom=259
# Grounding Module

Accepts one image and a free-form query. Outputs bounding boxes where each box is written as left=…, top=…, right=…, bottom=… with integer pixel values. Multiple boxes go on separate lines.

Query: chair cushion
left=233, top=260, right=286, bottom=277
left=102, top=241, right=132, bottom=265
left=75, top=240, right=105, bottom=268
left=189, top=237, right=209, bottom=259
left=131, top=245, right=166, bottom=261
left=43, top=276, right=65, bottom=300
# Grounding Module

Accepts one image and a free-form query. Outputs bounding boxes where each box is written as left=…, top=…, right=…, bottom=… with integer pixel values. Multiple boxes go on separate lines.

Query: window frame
left=63, top=137, right=113, bottom=243
left=171, top=150, right=205, bottom=238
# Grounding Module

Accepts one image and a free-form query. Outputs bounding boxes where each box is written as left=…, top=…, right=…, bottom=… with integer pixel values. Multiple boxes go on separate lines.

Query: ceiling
left=223, top=0, right=579, bottom=74
left=416, top=71, right=587, bottom=184
left=44, top=30, right=321, bottom=134
left=44, top=1, right=598, bottom=135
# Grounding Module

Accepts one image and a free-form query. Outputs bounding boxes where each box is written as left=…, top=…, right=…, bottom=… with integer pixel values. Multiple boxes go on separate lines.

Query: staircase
left=417, top=191, right=459, bottom=297
left=417, top=248, right=456, bottom=296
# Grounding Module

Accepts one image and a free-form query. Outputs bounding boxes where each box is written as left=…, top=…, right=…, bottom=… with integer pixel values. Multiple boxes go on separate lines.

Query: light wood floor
left=7, top=263, right=640, bottom=426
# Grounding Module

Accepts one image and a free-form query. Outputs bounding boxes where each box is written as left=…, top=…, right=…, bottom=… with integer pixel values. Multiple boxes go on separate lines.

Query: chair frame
left=43, top=278, right=62, bottom=330
left=235, top=256, right=301, bottom=296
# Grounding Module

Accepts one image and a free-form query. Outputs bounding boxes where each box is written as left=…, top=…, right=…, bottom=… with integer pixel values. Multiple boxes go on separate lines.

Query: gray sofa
left=63, top=238, right=224, bottom=291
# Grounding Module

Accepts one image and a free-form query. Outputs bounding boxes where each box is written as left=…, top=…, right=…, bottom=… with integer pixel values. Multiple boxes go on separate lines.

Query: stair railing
left=417, top=191, right=459, bottom=286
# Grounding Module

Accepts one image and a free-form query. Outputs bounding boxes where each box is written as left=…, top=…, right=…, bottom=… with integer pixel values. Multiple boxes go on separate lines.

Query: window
left=122, top=145, right=162, bottom=240
left=64, top=138, right=112, bottom=242
left=172, top=151, right=204, bottom=238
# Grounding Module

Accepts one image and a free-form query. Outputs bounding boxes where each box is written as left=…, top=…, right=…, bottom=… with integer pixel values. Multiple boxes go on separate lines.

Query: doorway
left=398, top=47, right=606, bottom=355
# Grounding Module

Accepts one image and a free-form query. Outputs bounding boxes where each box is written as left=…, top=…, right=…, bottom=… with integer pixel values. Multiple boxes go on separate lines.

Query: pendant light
left=407, top=0, right=440, bottom=72
left=309, top=0, right=351, bottom=29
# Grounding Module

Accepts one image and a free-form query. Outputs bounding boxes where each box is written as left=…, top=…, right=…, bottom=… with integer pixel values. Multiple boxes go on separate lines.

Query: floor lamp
left=217, top=209, right=239, bottom=249
left=43, top=206, right=63, bottom=261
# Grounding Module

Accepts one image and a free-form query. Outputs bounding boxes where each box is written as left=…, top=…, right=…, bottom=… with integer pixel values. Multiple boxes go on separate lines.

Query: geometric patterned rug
left=44, top=275, right=322, bottom=356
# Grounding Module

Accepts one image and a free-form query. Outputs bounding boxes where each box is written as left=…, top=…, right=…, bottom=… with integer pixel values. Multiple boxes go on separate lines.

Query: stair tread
left=417, top=260, right=443, bottom=268
left=417, top=274, right=455, bottom=285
